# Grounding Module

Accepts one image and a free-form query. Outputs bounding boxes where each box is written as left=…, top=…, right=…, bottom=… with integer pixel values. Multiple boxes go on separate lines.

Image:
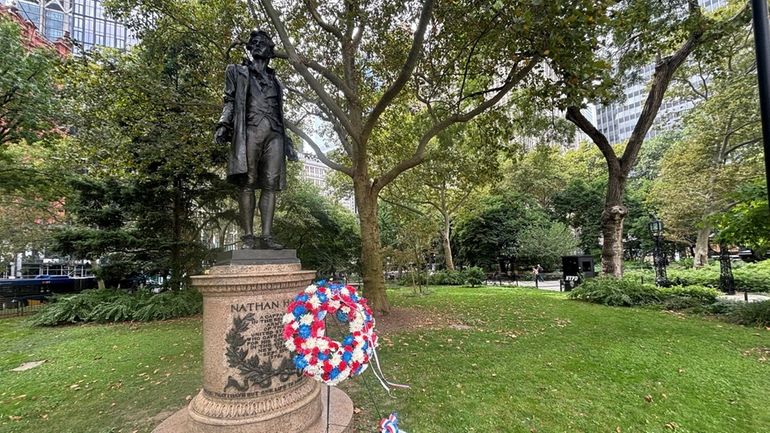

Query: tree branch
left=287, top=85, right=353, bottom=156
left=725, top=137, right=761, bottom=156
left=375, top=58, right=538, bottom=192
left=256, top=0, right=358, bottom=141
left=304, top=0, right=343, bottom=41
left=565, top=106, right=618, bottom=170
left=361, top=0, right=435, bottom=142
left=285, top=122, right=354, bottom=177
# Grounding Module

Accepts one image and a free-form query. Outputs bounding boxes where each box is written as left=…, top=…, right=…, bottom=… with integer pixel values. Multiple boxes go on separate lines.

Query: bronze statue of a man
left=215, top=30, right=298, bottom=250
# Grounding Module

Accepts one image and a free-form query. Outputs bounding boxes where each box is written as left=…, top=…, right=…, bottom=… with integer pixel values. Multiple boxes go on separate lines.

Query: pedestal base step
left=152, top=387, right=353, bottom=433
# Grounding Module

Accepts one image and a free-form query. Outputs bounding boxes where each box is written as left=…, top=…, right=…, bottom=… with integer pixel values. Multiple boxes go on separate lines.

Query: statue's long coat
left=217, top=63, right=289, bottom=189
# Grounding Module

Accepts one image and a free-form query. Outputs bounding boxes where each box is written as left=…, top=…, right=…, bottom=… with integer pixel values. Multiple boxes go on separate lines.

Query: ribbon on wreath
left=380, top=412, right=407, bottom=433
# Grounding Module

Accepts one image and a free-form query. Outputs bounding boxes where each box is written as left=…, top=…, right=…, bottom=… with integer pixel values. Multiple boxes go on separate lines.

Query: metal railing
left=0, top=300, right=46, bottom=318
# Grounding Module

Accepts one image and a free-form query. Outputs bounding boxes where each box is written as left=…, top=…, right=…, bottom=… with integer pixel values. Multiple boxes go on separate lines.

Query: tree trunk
left=693, top=226, right=710, bottom=268
left=170, top=178, right=183, bottom=291
left=355, top=178, right=390, bottom=314
left=441, top=213, right=454, bottom=270
left=601, top=170, right=627, bottom=277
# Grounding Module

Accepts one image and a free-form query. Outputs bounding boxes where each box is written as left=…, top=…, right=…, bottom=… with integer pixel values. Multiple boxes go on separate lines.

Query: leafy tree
left=55, top=7, right=239, bottom=289
left=250, top=0, right=613, bottom=312
left=651, top=23, right=764, bottom=267
left=273, top=180, right=361, bottom=276
left=0, top=17, right=60, bottom=150
left=503, top=145, right=569, bottom=209
left=551, top=178, right=605, bottom=256
left=516, top=221, right=579, bottom=271
left=713, top=181, right=770, bottom=257
left=0, top=18, right=68, bottom=266
left=382, top=117, right=505, bottom=270
left=561, top=0, right=750, bottom=277
left=453, top=193, right=547, bottom=271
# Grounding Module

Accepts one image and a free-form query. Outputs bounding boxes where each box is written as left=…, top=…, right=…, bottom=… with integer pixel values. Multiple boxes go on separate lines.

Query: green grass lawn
left=1, top=286, right=769, bottom=433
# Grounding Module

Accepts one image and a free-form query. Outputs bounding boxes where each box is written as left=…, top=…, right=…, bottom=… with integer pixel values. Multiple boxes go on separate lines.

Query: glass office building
left=5, top=0, right=134, bottom=52
left=69, top=0, right=134, bottom=53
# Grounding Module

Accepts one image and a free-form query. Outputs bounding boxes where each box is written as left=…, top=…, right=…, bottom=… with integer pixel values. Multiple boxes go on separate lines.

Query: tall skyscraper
left=2, top=0, right=135, bottom=52
left=595, top=0, right=728, bottom=144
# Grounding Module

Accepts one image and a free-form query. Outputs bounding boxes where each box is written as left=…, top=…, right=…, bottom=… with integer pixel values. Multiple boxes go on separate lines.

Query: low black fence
left=0, top=300, right=46, bottom=318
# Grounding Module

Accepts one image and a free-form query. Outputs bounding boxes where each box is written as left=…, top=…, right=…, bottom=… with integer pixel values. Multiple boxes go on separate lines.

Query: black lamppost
left=648, top=216, right=669, bottom=287
left=718, top=242, right=736, bottom=296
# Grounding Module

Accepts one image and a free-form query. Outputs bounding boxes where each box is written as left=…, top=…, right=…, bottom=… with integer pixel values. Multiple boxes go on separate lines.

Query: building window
left=17, top=1, right=41, bottom=27
left=44, top=5, right=65, bottom=41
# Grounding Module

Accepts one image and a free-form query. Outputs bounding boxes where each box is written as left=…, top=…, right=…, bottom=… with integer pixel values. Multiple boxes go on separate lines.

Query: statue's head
left=246, top=30, right=275, bottom=60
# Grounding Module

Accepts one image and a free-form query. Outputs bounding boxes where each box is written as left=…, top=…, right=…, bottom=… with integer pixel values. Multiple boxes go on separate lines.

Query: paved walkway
left=484, top=280, right=563, bottom=292
left=720, top=292, right=770, bottom=303
left=484, top=280, right=770, bottom=302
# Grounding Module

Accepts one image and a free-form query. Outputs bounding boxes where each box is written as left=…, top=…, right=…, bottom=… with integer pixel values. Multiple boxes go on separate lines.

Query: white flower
left=309, top=296, right=321, bottom=309
left=282, top=313, right=294, bottom=324
left=300, top=314, right=313, bottom=326
left=285, top=340, right=296, bottom=351
left=317, top=339, right=329, bottom=351
left=305, top=284, right=317, bottom=294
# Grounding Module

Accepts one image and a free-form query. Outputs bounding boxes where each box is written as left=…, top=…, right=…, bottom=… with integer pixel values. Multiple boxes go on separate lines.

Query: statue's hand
left=214, top=125, right=231, bottom=145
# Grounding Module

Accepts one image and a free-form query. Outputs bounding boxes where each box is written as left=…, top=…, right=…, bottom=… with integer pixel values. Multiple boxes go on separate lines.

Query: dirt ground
left=373, top=306, right=470, bottom=335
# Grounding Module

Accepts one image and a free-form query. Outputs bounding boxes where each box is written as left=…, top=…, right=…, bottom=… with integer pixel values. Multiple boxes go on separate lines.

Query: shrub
left=568, top=277, right=660, bottom=307
left=665, top=259, right=770, bottom=293
left=569, top=278, right=718, bottom=310
left=726, top=300, right=770, bottom=327
left=428, top=270, right=466, bottom=285
left=463, top=267, right=486, bottom=287
left=659, top=285, right=720, bottom=305
left=705, top=300, right=740, bottom=315
left=398, top=271, right=427, bottom=287
left=31, top=288, right=202, bottom=326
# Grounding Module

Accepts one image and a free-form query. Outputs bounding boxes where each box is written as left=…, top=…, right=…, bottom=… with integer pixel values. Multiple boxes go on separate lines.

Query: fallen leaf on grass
left=353, top=407, right=362, bottom=414
left=644, top=395, right=653, bottom=403
left=11, top=360, right=47, bottom=372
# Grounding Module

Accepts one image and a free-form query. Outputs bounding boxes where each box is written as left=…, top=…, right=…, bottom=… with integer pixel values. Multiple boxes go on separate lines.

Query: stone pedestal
left=152, top=251, right=353, bottom=433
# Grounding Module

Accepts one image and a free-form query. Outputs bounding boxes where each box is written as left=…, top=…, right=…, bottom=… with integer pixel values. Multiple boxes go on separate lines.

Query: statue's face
left=248, top=34, right=275, bottom=60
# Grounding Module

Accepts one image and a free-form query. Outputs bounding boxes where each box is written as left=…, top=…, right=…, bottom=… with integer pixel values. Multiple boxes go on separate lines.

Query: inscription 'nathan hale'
left=230, top=299, right=291, bottom=313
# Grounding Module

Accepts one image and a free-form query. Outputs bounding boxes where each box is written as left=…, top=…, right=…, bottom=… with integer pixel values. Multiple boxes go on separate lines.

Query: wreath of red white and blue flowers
left=282, top=281, right=377, bottom=386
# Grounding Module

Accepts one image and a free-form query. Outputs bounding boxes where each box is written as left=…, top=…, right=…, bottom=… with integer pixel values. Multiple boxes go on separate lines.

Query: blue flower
left=318, top=352, right=329, bottom=361
left=316, top=279, right=327, bottom=286
left=293, top=304, right=306, bottom=317
left=336, top=310, right=349, bottom=323
left=362, top=342, right=368, bottom=352
left=294, top=355, right=308, bottom=370
left=297, top=293, right=308, bottom=302
left=317, top=311, right=327, bottom=321
left=298, top=324, right=311, bottom=339
left=351, top=294, right=359, bottom=302
left=330, top=367, right=340, bottom=379
left=317, top=292, right=328, bottom=303
left=342, top=351, right=352, bottom=362
left=343, top=335, right=354, bottom=346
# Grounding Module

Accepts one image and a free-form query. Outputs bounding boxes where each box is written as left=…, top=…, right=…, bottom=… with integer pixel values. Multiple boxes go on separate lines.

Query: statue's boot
left=259, top=235, right=284, bottom=250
